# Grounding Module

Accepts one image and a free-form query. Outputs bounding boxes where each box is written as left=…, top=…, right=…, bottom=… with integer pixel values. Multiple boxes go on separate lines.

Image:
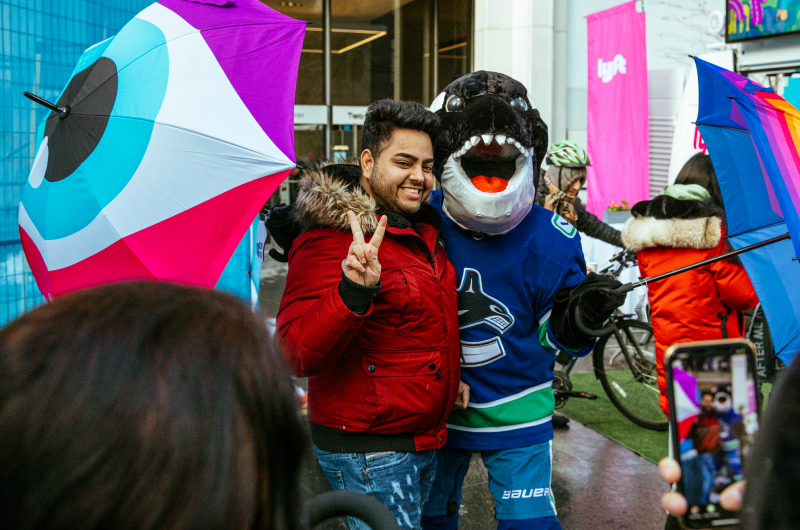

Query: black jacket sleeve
left=264, top=203, right=302, bottom=262
left=534, top=175, right=550, bottom=207
left=574, top=200, right=624, bottom=248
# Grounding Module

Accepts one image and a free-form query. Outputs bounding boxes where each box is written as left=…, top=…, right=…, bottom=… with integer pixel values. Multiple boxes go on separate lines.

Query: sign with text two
left=586, top=1, right=649, bottom=215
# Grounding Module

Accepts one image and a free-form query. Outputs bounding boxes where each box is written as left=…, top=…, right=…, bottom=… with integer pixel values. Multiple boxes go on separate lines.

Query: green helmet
left=546, top=140, right=591, bottom=168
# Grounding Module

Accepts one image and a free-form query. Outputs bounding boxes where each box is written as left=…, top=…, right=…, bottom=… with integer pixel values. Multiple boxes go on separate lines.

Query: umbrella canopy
left=695, top=56, right=800, bottom=366
left=672, top=363, right=701, bottom=443
left=19, top=0, right=304, bottom=299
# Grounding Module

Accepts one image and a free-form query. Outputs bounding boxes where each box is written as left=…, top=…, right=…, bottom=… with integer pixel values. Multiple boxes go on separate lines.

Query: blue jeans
left=421, top=442, right=561, bottom=530
left=314, top=446, right=437, bottom=530
left=697, top=453, right=718, bottom=505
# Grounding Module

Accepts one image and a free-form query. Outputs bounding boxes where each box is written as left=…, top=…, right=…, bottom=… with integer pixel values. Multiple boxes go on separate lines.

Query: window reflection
left=260, top=0, right=472, bottom=174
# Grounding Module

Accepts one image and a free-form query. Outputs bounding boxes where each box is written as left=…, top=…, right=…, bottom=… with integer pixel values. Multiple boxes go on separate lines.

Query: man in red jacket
left=274, top=100, right=467, bottom=530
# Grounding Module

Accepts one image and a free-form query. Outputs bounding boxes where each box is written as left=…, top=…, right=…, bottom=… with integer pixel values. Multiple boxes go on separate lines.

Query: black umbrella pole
left=617, top=232, right=792, bottom=293
left=575, top=232, right=792, bottom=337
left=23, top=92, right=67, bottom=117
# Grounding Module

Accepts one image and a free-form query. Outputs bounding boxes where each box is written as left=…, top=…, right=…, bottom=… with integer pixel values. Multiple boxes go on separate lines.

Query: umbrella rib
left=72, top=114, right=294, bottom=164
left=726, top=220, right=789, bottom=240
left=776, top=329, right=800, bottom=356
left=693, top=121, right=749, bottom=133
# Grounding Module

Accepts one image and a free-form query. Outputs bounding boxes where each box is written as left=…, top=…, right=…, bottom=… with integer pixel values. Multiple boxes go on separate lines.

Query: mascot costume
left=419, top=71, right=626, bottom=530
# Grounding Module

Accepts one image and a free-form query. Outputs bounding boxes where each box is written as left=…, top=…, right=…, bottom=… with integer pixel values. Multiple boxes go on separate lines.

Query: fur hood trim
left=622, top=216, right=722, bottom=252
left=292, top=162, right=379, bottom=234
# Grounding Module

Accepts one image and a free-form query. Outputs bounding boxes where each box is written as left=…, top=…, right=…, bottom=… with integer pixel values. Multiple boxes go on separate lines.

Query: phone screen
left=668, top=342, right=759, bottom=528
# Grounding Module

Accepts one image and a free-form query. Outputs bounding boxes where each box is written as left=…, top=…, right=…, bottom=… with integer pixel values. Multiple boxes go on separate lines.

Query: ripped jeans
left=314, top=446, right=437, bottom=530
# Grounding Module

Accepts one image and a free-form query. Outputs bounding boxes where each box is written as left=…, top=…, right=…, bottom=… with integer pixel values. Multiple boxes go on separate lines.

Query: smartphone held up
left=665, top=339, right=760, bottom=529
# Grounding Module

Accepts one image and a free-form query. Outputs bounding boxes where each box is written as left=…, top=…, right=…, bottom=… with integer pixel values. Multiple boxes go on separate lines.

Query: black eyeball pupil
left=511, top=97, right=528, bottom=111
left=446, top=96, right=464, bottom=112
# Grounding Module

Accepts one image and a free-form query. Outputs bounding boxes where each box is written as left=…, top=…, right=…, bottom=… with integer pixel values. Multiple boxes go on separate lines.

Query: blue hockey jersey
left=431, top=191, right=594, bottom=450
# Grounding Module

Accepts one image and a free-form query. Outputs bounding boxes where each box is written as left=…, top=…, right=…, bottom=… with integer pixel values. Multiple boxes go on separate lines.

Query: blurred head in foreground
left=0, top=281, right=305, bottom=530
left=744, top=355, right=800, bottom=530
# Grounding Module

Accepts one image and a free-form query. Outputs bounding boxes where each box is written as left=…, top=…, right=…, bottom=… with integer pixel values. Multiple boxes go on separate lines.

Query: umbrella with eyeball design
left=19, top=0, right=304, bottom=299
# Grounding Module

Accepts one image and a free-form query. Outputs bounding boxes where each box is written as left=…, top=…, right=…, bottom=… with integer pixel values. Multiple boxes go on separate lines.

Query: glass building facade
left=263, top=0, right=473, bottom=207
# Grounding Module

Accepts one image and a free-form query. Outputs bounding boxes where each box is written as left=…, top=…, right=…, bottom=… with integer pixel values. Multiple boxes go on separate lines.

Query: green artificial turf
left=560, top=372, right=669, bottom=464
left=560, top=375, right=774, bottom=465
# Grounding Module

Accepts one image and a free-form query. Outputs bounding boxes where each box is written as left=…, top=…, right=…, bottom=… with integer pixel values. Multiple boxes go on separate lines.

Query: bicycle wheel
left=593, top=319, right=668, bottom=431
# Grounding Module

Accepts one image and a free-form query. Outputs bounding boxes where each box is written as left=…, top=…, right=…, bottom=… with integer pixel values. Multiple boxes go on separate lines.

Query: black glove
left=264, top=203, right=301, bottom=263
left=549, top=272, right=627, bottom=350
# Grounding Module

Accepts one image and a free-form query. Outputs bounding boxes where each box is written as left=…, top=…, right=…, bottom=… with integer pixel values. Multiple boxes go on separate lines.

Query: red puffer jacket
left=276, top=165, right=461, bottom=451
left=622, top=196, right=758, bottom=416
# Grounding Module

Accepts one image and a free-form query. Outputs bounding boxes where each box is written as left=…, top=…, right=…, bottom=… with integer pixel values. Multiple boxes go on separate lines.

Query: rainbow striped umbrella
left=19, top=0, right=304, bottom=299
left=695, top=56, right=800, bottom=365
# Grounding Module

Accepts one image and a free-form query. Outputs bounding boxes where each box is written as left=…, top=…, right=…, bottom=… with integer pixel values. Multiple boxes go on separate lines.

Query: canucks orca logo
left=457, top=269, right=514, bottom=333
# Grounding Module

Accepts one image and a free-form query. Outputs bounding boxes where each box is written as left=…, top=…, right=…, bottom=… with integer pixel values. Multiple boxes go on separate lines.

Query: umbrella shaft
left=23, top=92, right=67, bottom=117
left=621, top=232, right=792, bottom=292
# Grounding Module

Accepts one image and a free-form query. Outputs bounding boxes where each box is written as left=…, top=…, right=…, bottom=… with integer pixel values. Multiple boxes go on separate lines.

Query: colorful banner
left=586, top=1, right=649, bottom=215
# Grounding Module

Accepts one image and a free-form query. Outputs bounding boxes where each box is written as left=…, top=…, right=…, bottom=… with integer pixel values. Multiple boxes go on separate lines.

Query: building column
left=474, top=0, right=563, bottom=143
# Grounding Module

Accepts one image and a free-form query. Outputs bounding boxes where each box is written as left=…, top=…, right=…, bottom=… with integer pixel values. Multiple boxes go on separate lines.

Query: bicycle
left=553, top=251, right=669, bottom=432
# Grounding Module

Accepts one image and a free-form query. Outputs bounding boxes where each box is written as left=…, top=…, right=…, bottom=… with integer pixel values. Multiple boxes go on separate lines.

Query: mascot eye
left=445, top=95, right=464, bottom=112
left=510, top=97, right=529, bottom=112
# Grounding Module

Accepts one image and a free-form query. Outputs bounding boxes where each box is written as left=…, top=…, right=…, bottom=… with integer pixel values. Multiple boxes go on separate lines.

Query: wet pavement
left=261, top=260, right=668, bottom=530
left=296, top=418, right=668, bottom=530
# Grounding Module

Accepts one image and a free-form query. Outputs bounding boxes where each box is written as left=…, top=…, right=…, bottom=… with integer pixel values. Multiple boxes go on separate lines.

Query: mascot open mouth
left=430, top=71, right=548, bottom=235
left=451, top=133, right=534, bottom=193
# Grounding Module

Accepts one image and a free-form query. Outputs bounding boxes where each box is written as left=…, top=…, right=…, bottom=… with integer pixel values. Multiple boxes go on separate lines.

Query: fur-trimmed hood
left=622, top=195, right=722, bottom=252
left=292, top=162, right=379, bottom=234
left=291, top=162, right=441, bottom=235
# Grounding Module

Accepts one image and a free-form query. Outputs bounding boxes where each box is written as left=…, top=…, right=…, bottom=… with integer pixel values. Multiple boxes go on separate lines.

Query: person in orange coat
left=621, top=153, right=758, bottom=416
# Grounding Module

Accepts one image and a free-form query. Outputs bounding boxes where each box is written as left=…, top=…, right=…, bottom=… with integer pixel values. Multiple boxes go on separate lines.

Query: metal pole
left=323, top=0, right=332, bottom=159
left=432, top=0, right=438, bottom=95
left=576, top=233, right=792, bottom=337
left=619, top=232, right=793, bottom=293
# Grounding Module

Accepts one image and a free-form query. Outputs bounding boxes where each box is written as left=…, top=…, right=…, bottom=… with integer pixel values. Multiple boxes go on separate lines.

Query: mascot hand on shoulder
left=430, top=71, right=624, bottom=349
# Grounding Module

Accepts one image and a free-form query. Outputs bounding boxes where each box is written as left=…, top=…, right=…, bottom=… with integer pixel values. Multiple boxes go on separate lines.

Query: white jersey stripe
left=465, top=381, right=553, bottom=409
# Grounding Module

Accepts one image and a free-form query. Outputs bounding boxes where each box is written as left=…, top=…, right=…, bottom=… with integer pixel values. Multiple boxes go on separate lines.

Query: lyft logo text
left=597, top=54, right=627, bottom=83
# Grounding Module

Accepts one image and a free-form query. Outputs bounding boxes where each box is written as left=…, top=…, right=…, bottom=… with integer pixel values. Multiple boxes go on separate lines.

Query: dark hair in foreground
left=674, top=153, right=723, bottom=211
left=744, top=355, right=800, bottom=530
left=0, top=281, right=306, bottom=530
left=362, top=99, right=440, bottom=160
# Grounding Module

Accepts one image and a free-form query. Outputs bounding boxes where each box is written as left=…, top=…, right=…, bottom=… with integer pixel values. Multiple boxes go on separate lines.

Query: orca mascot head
left=430, top=71, right=548, bottom=235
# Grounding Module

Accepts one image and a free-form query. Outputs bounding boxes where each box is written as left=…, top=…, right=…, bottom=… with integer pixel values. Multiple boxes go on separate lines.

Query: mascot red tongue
left=422, top=71, right=626, bottom=530
left=470, top=175, right=508, bottom=192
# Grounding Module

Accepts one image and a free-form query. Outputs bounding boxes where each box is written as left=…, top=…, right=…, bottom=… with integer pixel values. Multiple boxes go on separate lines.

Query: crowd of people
left=1, top=76, right=798, bottom=530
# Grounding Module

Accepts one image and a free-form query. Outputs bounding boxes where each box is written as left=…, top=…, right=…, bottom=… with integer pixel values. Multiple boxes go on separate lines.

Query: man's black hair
left=701, top=390, right=715, bottom=399
left=362, top=99, right=440, bottom=160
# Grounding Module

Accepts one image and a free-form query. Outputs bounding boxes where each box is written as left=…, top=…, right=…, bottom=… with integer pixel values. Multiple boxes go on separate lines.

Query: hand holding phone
left=659, top=458, right=744, bottom=516
left=665, top=339, right=760, bottom=529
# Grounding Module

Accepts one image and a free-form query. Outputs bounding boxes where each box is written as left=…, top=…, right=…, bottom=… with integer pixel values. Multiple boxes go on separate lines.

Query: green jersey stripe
left=446, top=384, right=555, bottom=429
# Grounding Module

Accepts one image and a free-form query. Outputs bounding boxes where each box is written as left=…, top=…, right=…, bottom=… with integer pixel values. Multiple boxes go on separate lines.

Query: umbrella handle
left=303, top=491, right=400, bottom=530
left=24, top=92, right=69, bottom=118
left=575, top=309, right=615, bottom=337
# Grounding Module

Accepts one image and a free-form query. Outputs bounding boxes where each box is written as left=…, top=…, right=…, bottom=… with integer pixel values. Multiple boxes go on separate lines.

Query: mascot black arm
left=548, top=272, right=626, bottom=350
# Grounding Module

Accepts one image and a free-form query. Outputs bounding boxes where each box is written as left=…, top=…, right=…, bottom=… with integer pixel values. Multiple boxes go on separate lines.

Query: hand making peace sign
left=342, top=210, right=388, bottom=287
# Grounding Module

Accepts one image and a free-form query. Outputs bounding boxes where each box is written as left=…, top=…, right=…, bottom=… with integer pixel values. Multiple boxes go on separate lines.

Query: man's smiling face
left=362, top=128, right=434, bottom=217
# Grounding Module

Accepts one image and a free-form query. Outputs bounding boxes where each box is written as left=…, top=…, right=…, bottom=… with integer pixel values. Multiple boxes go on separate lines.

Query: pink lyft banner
left=586, top=1, right=649, bottom=216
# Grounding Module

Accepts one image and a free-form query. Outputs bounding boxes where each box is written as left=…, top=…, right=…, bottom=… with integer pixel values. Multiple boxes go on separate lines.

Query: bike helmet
left=546, top=140, right=591, bottom=168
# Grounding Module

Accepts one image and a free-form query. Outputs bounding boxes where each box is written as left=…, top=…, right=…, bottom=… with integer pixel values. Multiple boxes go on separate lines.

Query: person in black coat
left=535, top=140, right=624, bottom=248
